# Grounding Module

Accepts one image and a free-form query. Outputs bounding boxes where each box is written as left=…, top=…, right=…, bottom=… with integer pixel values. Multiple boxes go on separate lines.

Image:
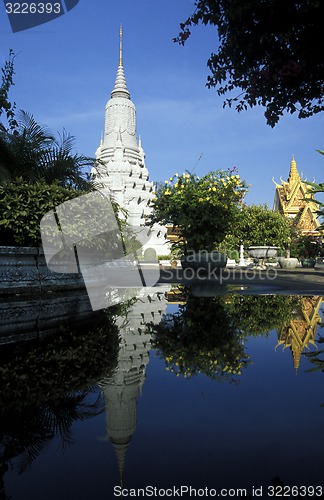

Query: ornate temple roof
left=273, top=156, right=320, bottom=235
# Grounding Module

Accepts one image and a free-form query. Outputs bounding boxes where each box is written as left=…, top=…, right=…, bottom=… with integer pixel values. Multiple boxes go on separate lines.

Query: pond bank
left=0, top=246, right=85, bottom=296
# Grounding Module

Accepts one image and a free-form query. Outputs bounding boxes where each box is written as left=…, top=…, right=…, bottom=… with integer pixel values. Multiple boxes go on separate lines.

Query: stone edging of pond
left=0, top=246, right=85, bottom=296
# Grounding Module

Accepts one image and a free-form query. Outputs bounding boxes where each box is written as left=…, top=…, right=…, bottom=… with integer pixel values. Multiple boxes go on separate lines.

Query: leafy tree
left=224, top=204, right=291, bottom=250
left=304, top=149, right=324, bottom=231
left=174, top=0, right=324, bottom=127
left=0, top=49, right=17, bottom=132
left=147, top=169, right=248, bottom=253
left=0, top=49, right=17, bottom=182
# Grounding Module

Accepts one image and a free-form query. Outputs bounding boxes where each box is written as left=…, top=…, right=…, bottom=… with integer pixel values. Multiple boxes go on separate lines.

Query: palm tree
left=38, top=127, right=95, bottom=190
left=0, top=111, right=94, bottom=190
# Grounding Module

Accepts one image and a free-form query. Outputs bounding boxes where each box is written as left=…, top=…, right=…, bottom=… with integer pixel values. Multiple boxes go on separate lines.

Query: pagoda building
left=273, top=156, right=321, bottom=235
left=275, top=296, right=322, bottom=372
left=92, top=26, right=168, bottom=256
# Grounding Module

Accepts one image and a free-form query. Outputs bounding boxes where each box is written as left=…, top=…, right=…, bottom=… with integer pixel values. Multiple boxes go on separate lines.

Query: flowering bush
left=292, top=235, right=323, bottom=259
left=147, top=168, right=248, bottom=253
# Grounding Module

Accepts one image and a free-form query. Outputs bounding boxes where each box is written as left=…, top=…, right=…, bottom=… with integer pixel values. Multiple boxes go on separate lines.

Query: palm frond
left=16, top=110, right=54, bottom=149
left=0, top=111, right=94, bottom=190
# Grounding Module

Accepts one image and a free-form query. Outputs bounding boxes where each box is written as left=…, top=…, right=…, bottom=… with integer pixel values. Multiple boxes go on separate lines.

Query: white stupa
left=93, top=26, right=169, bottom=257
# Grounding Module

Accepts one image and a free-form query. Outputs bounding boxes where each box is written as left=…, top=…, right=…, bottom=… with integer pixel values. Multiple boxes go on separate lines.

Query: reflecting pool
left=1, top=288, right=324, bottom=499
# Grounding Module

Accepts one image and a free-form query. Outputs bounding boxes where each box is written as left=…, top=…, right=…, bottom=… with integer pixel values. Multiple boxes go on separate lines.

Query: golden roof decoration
left=273, top=156, right=321, bottom=235
left=288, top=154, right=299, bottom=184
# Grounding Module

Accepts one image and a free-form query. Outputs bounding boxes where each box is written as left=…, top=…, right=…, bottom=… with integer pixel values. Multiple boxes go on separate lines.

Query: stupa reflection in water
left=99, top=287, right=169, bottom=485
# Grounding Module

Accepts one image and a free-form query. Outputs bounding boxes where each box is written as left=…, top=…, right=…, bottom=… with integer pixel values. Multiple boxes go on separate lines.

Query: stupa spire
left=93, top=25, right=170, bottom=255
left=111, top=24, right=130, bottom=99
left=288, top=154, right=299, bottom=183
left=119, top=24, right=123, bottom=67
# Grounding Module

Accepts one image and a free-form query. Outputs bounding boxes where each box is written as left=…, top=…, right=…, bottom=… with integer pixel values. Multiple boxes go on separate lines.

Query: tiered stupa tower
left=273, top=156, right=321, bottom=235
left=93, top=26, right=168, bottom=256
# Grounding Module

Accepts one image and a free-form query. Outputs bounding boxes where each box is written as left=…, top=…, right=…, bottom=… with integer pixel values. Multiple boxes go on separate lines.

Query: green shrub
left=226, top=249, right=239, bottom=261
left=0, top=178, right=80, bottom=246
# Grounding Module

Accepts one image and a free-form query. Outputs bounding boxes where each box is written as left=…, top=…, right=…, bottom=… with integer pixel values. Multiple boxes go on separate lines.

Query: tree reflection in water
left=0, top=308, right=120, bottom=496
left=149, top=289, right=298, bottom=382
left=305, top=333, right=324, bottom=406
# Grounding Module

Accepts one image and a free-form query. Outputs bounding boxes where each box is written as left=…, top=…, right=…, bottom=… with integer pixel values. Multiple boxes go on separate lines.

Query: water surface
left=1, top=290, right=324, bottom=499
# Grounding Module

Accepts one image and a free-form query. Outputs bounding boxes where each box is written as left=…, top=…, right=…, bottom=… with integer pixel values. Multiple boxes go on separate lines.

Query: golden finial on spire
left=119, top=24, right=123, bottom=67
left=288, top=154, right=299, bottom=183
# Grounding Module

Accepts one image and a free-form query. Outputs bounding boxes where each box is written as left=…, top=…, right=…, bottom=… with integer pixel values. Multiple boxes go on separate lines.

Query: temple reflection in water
left=275, top=296, right=322, bottom=371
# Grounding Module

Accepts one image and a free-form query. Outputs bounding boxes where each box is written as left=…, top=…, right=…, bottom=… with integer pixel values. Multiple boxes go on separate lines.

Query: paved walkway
left=158, top=267, right=324, bottom=295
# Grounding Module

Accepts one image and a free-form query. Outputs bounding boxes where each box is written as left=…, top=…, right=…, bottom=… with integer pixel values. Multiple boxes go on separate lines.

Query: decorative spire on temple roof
left=288, top=154, right=300, bottom=183
left=119, top=24, right=123, bottom=67
left=111, top=24, right=130, bottom=100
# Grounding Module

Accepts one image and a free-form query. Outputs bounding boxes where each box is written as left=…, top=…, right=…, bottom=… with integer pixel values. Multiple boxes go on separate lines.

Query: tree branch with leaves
left=174, top=0, right=324, bottom=127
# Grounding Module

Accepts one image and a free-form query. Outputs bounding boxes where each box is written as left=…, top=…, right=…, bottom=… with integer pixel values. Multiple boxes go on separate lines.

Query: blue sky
left=1, top=0, right=323, bottom=206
